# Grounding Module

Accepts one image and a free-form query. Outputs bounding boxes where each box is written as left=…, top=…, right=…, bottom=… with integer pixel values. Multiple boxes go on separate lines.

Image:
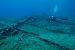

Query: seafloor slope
left=0, top=14, right=75, bottom=50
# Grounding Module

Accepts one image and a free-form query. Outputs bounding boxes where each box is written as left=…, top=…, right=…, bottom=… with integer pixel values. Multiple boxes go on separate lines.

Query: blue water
left=0, top=0, right=75, bottom=17
left=0, top=0, right=75, bottom=50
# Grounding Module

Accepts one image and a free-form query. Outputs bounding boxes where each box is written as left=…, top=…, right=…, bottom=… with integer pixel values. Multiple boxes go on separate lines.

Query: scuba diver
left=47, top=4, right=58, bottom=22
left=50, top=4, right=58, bottom=21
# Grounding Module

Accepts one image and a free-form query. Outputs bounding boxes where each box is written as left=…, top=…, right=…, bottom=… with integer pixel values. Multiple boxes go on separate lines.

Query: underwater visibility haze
left=0, top=0, right=75, bottom=50
left=0, top=0, right=75, bottom=17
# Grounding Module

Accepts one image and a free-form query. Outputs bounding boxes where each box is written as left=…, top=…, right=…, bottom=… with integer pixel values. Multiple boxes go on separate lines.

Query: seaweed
left=24, top=17, right=33, bottom=22
left=0, top=36, right=6, bottom=40
left=38, top=37, right=71, bottom=50
left=12, top=31, right=19, bottom=36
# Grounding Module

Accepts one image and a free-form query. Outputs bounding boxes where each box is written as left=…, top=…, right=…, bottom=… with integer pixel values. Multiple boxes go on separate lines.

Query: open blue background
left=0, top=0, right=75, bottom=17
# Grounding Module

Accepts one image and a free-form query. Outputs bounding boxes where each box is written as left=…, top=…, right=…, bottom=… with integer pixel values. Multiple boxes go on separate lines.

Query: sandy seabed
left=0, top=14, right=75, bottom=50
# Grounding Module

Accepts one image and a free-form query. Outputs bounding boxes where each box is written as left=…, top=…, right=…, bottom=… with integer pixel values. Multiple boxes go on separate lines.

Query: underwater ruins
left=0, top=14, right=75, bottom=50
